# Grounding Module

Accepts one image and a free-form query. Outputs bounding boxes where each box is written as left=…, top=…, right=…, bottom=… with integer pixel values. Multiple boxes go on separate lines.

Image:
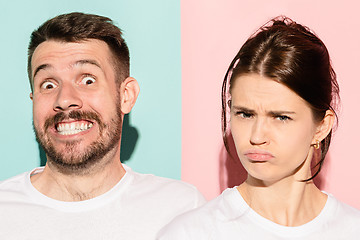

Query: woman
left=158, top=16, right=360, bottom=239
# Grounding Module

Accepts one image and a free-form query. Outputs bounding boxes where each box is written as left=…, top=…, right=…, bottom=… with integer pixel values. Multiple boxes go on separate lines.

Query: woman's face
left=230, top=74, right=321, bottom=184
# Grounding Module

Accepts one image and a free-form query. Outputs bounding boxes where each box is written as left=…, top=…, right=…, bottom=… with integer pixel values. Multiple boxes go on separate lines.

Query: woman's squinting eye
left=237, top=111, right=253, bottom=119
left=81, top=75, right=96, bottom=85
left=275, top=115, right=291, bottom=121
left=41, top=81, right=57, bottom=90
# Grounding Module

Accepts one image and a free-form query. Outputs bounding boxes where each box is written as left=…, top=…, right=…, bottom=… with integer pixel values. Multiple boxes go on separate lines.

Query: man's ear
left=30, top=92, right=33, bottom=101
left=120, top=77, right=140, bottom=114
left=312, top=110, right=335, bottom=145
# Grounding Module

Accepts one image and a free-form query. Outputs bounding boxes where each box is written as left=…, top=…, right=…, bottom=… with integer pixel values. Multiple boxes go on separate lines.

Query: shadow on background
left=120, top=113, right=139, bottom=163
left=39, top=144, right=47, bottom=167
left=219, top=133, right=327, bottom=192
left=219, top=133, right=247, bottom=192
left=38, top=113, right=139, bottom=166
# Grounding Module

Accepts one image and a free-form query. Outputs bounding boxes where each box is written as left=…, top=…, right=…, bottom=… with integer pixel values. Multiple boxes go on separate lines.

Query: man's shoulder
left=0, top=170, right=30, bottom=191
left=125, top=165, right=199, bottom=193
left=0, top=170, right=35, bottom=205
left=123, top=166, right=206, bottom=209
left=132, top=171, right=194, bottom=190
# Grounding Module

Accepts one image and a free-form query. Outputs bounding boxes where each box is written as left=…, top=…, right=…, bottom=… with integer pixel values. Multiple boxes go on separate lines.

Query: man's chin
left=46, top=154, right=97, bottom=175
left=51, top=154, right=86, bottom=165
left=43, top=144, right=96, bottom=172
left=44, top=140, right=118, bottom=175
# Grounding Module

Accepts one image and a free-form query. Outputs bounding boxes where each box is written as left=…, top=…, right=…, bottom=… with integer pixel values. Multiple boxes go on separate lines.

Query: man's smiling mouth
left=56, top=121, right=93, bottom=135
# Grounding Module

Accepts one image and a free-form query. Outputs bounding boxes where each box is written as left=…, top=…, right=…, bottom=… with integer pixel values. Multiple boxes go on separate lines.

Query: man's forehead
left=33, top=59, right=103, bottom=79
left=31, top=40, right=111, bottom=77
left=32, top=39, right=111, bottom=64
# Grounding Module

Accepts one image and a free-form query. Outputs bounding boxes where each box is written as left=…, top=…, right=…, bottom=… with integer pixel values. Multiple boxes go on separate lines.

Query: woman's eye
left=40, top=81, right=57, bottom=90
left=236, top=112, right=253, bottom=119
left=81, top=75, right=96, bottom=85
left=276, top=115, right=291, bottom=121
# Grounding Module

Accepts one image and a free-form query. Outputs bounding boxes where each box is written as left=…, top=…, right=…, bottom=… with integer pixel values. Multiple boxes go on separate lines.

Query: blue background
left=0, top=0, right=181, bottom=180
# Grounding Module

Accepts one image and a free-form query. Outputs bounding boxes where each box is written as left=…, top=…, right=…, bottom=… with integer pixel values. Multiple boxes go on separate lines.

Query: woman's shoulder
left=157, top=187, right=246, bottom=239
left=323, top=193, right=360, bottom=234
left=329, top=194, right=360, bottom=219
left=166, top=187, right=241, bottom=224
left=182, top=187, right=248, bottom=221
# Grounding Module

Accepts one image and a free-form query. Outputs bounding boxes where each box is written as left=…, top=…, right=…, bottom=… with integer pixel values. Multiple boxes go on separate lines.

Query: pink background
left=181, top=0, right=360, bottom=209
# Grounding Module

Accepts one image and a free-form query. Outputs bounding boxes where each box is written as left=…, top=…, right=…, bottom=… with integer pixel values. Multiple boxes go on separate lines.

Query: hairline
left=29, top=38, right=124, bottom=91
left=229, top=72, right=328, bottom=124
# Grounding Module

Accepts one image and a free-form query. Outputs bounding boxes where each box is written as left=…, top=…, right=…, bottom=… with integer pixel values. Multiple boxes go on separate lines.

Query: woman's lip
left=244, top=149, right=274, bottom=161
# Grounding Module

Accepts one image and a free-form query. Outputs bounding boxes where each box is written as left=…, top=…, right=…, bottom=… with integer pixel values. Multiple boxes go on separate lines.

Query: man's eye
left=81, top=75, right=96, bottom=85
left=41, top=81, right=57, bottom=89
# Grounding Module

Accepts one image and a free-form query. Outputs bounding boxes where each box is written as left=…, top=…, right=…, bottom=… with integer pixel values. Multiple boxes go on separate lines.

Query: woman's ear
left=312, top=110, right=335, bottom=145
left=120, top=77, right=140, bottom=114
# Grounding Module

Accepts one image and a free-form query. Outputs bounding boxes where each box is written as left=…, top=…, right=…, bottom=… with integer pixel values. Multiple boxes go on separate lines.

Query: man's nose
left=53, top=84, right=83, bottom=112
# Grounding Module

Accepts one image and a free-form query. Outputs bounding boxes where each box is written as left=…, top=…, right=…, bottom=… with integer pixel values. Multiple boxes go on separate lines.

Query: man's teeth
left=56, top=122, right=93, bottom=135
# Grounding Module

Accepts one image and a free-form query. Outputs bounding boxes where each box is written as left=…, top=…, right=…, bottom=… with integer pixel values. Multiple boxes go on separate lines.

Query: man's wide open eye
left=40, top=81, right=57, bottom=90
left=80, top=75, right=96, bottom=85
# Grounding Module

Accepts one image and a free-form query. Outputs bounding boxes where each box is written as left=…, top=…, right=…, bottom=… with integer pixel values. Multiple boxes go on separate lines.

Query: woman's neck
left=237, top=177, right=327, bottom=226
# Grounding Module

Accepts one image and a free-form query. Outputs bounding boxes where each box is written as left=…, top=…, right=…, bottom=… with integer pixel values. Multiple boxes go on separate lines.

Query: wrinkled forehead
left=230, top=73, right=309, bottom=109
left=33, top=40, right=111, bottom=67
left=33, top=40, right=115, bottom=76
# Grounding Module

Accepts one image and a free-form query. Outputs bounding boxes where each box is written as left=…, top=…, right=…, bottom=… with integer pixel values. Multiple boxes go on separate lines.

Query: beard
left=33, top=103, right=122, bottom=175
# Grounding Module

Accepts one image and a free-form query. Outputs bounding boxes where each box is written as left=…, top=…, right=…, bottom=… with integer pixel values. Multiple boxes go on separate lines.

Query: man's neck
left=30, top=158, right=126, bottom=202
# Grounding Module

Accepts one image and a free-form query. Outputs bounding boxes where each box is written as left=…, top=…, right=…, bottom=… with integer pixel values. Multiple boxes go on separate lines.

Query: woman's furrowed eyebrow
left=231, top=105, right=255, bottom=113
left=268, top=111, right=296, bottom=115
left=231, top=105, right=296, bottom=115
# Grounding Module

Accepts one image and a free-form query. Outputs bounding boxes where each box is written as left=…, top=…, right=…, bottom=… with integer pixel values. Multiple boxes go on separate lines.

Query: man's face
left=31, top=39, right=122, bottom=173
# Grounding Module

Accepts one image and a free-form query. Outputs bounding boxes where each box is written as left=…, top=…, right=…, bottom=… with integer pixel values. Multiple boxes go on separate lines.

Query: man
left=0, top=12, right=205, bottom=239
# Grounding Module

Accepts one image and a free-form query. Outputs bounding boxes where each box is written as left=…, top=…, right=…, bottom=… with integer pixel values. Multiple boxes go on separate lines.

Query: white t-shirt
left=158, top=187, right=360, bottom=239
left=0, top=165, right=206, bottom=240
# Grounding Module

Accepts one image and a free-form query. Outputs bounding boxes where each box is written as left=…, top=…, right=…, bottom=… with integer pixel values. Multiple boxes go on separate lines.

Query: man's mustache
left=44, top=111, right=102, bottom=131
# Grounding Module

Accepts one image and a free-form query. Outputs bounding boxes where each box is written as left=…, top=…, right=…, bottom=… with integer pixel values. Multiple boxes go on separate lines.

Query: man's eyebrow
left=33, top=64, right=51, bottom=79
left=74, top=59, right=102, bottom=69
left=33, top=59, right=102, bottom=79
